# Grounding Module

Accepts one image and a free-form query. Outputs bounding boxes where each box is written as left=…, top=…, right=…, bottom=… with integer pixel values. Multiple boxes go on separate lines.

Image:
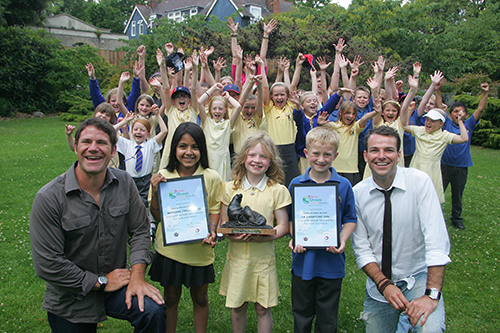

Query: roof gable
left=124, top=5, right=150, bottom=34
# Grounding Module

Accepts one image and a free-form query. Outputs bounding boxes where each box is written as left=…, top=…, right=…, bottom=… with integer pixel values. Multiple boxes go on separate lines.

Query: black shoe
left=452, top=220, right=465, bottom=230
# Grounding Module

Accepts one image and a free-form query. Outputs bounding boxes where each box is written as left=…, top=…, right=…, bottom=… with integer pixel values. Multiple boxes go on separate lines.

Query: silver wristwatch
left=98, top=276, right=108, bottom=291
left=425, top=288, right=441, bottom=300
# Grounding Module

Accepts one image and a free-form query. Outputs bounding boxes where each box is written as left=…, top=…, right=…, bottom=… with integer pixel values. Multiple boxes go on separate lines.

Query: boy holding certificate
left=288, top=127, right=357, bottom=333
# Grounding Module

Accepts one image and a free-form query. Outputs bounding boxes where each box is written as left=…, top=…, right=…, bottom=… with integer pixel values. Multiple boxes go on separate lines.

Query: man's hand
left=383, top=284, right=409, bottom=311
left=105, top=268, right=131, bottom=292
left=126, top=264, right=164, bottom=311
left=405, top=295, right=439, bottom=327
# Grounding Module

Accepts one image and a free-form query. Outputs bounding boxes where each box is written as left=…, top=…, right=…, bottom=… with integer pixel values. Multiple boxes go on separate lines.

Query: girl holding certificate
left=219, top=131, right=291, bottom=333
left=148, top=122, right=223, bottom=333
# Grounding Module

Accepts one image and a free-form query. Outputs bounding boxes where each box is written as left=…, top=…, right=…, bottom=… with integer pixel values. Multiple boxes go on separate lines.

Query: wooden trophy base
left=218, top=227, right=276, bottom=235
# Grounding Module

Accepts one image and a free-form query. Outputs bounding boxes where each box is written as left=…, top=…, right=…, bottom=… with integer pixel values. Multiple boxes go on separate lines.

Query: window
left=131, top=21, right=136, bottom=36
left=249, top=6, right=262, bottom=23
left=190, top=8, right=197, bottom=16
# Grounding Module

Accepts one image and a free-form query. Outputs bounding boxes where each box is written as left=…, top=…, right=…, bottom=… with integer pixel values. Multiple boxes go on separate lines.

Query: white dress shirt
left=352, top=166, right=451, bottom=302
left=117, top=136, right=161, bottom=178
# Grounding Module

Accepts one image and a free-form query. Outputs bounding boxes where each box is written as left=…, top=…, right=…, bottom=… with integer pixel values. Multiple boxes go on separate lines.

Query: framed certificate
left=158, top=175, right=209, bottom=246
left=291, top=182, right=340, bottom=249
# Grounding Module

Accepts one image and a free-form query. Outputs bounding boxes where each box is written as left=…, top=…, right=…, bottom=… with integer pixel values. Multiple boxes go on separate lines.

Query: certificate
left=291, top=183, right=340, bottom=249
left=158, top=175, right=209, bottom=246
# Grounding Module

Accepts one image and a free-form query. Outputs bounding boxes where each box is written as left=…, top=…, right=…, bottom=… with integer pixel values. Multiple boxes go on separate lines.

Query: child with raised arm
left=232, top=74, right=264, bottom=154
left=262, top=59, right=300, bottom=186
left=219, top=131, right=290, bottom=333
left=405, top=107, right=468, bottom=204
left=158, top=47, right=201, bottom=170
left=114, top=107, right=167, bottom=207
left=86, top=61, right=142, bottom=119
left=318, top=95, right=381, bottom=186
left=288, top=127, right=357, bottom=333
left=441, top=82, right=490, bottom=229
left=198, top=83, right=242, bottom=181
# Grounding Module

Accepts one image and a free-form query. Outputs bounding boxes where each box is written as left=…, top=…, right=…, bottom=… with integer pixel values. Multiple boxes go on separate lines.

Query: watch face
left=98, top=276, right=108, bottom=285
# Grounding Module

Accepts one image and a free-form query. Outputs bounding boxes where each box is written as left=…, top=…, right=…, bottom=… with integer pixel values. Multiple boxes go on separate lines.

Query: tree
left=0, top=0, right=49, bottom=26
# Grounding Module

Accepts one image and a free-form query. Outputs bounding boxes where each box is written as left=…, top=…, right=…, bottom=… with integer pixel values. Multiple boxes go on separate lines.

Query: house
left=124, top=0, right=293, bottom=40
left=31, top=13, right=129, bottom=65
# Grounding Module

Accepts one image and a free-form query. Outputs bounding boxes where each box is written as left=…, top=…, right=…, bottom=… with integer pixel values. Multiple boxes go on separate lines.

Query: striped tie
left=135, top=145, right=143, bottom=173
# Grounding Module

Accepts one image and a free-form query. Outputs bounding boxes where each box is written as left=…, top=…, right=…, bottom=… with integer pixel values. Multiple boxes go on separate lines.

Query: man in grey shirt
left=30, top=117, right=165, bottom=332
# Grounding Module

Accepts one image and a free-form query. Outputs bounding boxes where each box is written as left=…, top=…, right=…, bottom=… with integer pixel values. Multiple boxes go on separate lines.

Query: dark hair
left=364, top=126, right=400, bottom=152
left=166, top=122, right=209, bottom=172
left=75, top=117, right=117, bottom=147
left=449, top=101, right=467, bottom=114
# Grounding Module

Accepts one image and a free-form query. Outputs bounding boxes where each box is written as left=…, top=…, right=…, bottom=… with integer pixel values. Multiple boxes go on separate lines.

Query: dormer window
left=249, top=6, right=262, bottom=23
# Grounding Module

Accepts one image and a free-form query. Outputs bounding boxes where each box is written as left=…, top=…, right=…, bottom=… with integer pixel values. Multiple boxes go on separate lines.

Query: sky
left=332, top=0, right=353, bottom=9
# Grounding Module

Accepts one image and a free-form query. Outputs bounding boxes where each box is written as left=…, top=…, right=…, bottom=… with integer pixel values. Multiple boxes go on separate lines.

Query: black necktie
left=378, top=188, right=395, bottom=280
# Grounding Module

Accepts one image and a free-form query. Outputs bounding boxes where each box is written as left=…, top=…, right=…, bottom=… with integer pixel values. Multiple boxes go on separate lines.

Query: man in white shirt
left=352, top=126, right=450, bottom=332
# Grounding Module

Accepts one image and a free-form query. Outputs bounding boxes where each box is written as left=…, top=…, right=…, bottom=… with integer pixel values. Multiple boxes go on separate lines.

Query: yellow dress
left=219, top=176, right=291, bottom=308
left=203, top=118, right=232, bottom=182
left=410, top=126, right=455, bottom=203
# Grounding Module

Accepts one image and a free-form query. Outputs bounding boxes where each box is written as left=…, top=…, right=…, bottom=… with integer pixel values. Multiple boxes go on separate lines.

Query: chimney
left=149, top=0, right=159, bottom=8
left=266, top=0, right=280, bottom=13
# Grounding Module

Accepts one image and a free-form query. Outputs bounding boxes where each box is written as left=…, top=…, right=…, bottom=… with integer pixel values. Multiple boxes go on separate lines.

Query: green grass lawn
left=0, top=116, right=499, bottom=332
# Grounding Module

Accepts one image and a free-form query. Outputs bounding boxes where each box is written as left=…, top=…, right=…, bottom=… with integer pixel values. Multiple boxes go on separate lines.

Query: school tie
left=135, top=145, right=143, bottom=173
left=378, top=187, right=395, bottom=280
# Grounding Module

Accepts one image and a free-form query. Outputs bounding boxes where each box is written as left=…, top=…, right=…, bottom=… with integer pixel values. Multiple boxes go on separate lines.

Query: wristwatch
left=98, top=276, right=108, bottom=291
left=425, top=288, right=441, bottom=300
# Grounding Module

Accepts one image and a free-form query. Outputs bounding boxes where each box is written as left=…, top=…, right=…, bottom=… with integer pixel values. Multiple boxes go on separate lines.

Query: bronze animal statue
left=221, top=194, right=271, bottom=229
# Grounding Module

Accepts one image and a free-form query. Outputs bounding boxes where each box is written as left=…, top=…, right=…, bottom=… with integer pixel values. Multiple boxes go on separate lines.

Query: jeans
left=48, top=287, right=166, bottom=333
left=362, top=272, right=446, bottom=333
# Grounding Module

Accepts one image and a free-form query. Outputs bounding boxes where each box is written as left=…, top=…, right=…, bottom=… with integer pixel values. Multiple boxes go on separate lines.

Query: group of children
left=62, top=19, right=491, bottom=331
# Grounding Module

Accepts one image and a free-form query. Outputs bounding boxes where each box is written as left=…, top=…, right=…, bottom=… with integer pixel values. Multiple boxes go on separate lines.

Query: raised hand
left=136, top=45, right=146, bottom=58
left=184, top=56, right=193, bottom=71
left=316, top=56, right=331, bottom=71
left=120, top=71, right=131, bottom=83
left=155, top=48, right=164, bottom=66
left=413, top=62, right=422, bottom=76
left=317, top=111, right=330, bottom=125
left=366, top=77, right=379, bottom=91
left=408, top=75, right=419, bottom=89
left=480, top=82, right=490, bottom=92
left=350, top=55, right=364, bottom=70
left=85, top=63, right=95, bottom=79
left=263, top=18, right=277, bottom=35
left=377, top=55, right=386, bottom=72
left=164, top=43, right=174, bottom=55
left=191, top=50, right=199, bottom=67
left=213, top=57, right=226, bottom=72
left=203, top=46, right=214, bottom=57
left=430, top=70, right=444, bottom=85
left=227, top=17, right=238, bottom=34
left=337, top=54, right=349, bottom=69
left=333, top=37, right=346, bottom=53
left=149, top=76, right=162, bottom=90
left=296, top=52, right=305, bottom=66
left=385, top=67, right=398, bottom=81
left=133, top=60, right=144, bottom=78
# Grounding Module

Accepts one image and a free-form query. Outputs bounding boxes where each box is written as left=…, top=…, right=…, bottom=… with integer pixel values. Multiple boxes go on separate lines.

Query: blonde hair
left=270, top=82, right=290, bottom=101
left=336, top=101, right=358, bottom=134
left=207, top=96, right=229, bottom=120
left=231, top=131, right=284, bottom=189
left=300, top=91, right=318, bottom=105
left=306, top=127, right=340, bottom=152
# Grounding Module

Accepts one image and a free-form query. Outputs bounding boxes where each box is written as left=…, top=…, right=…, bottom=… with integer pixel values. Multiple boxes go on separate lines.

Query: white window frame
left=249, top=6, right=262, bottom=23
left=131, top=21, right=136, bottom=36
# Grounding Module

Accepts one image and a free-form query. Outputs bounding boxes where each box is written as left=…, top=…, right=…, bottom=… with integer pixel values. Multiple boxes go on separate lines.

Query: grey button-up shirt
left=30, top=163, right=151, bottom=323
